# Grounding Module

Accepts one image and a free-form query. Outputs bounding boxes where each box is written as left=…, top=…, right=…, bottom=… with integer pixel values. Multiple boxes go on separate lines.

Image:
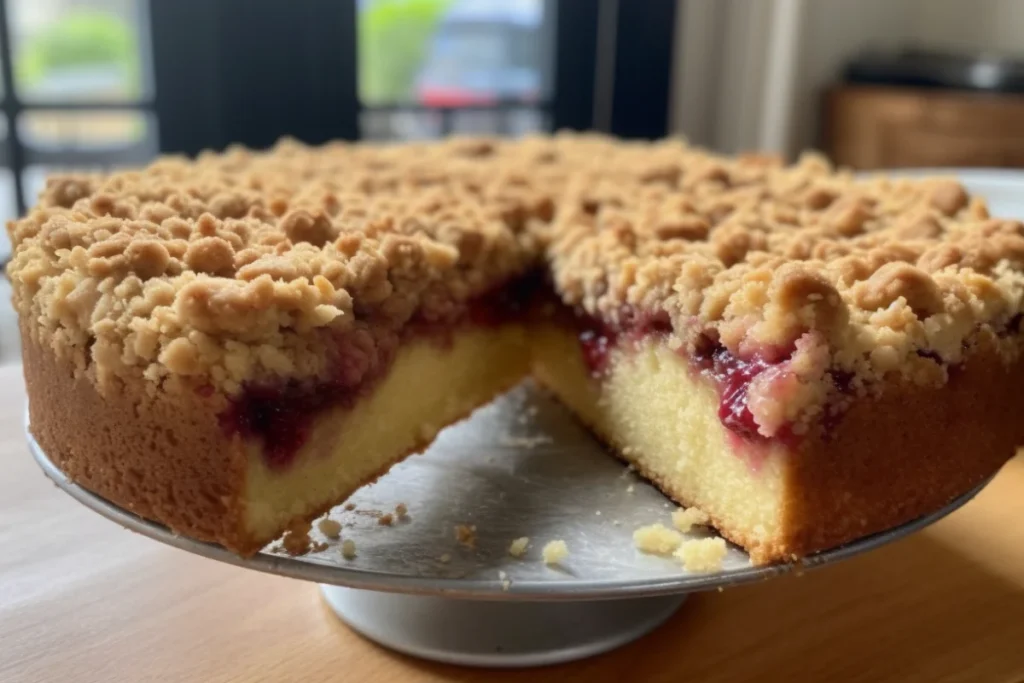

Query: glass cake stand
left=26, top=383, right=988, bottom=668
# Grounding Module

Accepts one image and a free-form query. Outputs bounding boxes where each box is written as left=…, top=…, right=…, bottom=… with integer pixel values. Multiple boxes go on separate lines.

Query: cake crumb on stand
left=674, top=538, right=727, bottom=572
left=317, top=517, right=342, bottom=540
left=542, top=540, right=569, bottom=566
left=282, top=521, right=315, bottom=555
left=633, top=523, right=684, bottom=555
left=341, top=539, right=357, bottom=560
left=671, top=507, right=711, bottom=533
left=455, top=524, right=477, bottom=549
left=508, top=536, right=530, bottom=558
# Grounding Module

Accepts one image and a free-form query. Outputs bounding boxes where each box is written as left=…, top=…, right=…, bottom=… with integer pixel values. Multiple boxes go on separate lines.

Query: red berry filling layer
left=217, top=278, right=536, bottom=470
left=575, top=309, right=799, bottom=446
left=220, top=380, right=354, bottom=470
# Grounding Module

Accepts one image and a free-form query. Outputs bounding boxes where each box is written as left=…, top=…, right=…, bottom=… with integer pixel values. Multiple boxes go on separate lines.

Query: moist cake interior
left=242, top=322, right=528, bottom=542
left=10, top=134, right=1024, bottom=564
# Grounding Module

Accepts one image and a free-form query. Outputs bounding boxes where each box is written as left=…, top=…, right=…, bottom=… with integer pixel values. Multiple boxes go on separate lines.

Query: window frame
left=0, top=0, right=678, bottom=187
left=148, top=0, right=676, bottom=156
left=0, top=0, right=159, bottom=216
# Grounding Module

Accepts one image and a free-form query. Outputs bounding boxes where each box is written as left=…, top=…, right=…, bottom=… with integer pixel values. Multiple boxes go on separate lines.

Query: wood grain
left=2, top=362, right=1023, bottom=682
left=824, top=85, right=1024, bottom=170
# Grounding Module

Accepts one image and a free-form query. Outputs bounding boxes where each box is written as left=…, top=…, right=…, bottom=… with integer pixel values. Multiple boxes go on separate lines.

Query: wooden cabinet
left=824, top=85, right=1024, bottom=170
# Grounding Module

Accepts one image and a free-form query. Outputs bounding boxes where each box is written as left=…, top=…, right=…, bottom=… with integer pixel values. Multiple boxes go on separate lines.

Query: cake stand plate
left=26, top=383, right=989, bottom=668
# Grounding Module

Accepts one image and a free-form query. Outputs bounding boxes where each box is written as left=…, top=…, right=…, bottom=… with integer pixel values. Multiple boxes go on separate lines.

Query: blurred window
left=0, top=0, right=157, bottom=259
left=357, top=0, right=551, bottom=139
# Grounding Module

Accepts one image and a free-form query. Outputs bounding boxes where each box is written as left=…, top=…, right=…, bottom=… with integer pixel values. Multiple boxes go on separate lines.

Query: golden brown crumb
left=317, top=517, right=342, bottom=539
left=341, top=539, right=357, bottom=560
left=281, top=521, right=313, bottom=555
left=395, top=503, right=408, bottom=519
left=439, top=553, right=451, bottom=564
left=8, top=137, right=542, bottom=400
left=378, top=513, right=394, bottom=526
left=8, top=134, right=1024, bottom=443
left=455, top=524, right=477, bottom=549
left=633, top=523, right=684, bottom=555
left=542, top=540, right=569, bottom=565
left=508, top=536, right=530, bottom=558
left=343, top=502, right=356, bottom=511
left=674, top=538, right=727, bottom=572
left=671, top=507, right=710, bottom=533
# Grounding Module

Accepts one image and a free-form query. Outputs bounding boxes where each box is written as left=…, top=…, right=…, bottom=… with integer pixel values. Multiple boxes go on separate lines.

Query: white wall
left=788, top=0, right=912, bottom=153
left=909, top=0, right=1024, bottom=56
left=671, top=0, right=1024, bottom=157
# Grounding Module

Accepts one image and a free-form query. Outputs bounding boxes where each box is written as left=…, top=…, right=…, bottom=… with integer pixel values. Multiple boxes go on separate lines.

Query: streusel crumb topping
left=8, top=137, right=552, bottom=397
left=8, top=134, right=1024, bottom=429
left=544, top=143, right=1024, bottom=430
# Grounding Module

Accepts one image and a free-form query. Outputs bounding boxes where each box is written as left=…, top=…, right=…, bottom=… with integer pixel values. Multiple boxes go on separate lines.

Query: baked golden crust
left=781, top=336, right=1024, bottom=562
left=21, top=322, right=250, bottom=551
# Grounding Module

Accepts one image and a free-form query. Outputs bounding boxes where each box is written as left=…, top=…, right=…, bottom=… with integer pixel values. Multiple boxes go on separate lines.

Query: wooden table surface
left=2, top=362, right=1024, bottom=683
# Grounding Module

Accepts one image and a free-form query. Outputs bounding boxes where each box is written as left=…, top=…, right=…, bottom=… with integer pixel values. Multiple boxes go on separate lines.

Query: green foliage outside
left=359, top=0, right=452, bottom=104
left=17, top=11, right=141, bottom=95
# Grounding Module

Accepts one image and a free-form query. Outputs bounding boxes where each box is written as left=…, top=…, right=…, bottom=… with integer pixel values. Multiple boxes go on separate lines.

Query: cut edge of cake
left=24, top=308, right=1020, bottom=564
left=531, top=318, right=1021, bottom=564
left=23, top=321, right=529, bottom=555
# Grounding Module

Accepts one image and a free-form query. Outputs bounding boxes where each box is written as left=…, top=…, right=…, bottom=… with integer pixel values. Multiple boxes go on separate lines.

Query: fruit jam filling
left=217, top=278, right=536, bottom=470
left=576, top=309, right=802, bottom=446
left=220, top=381, right=346, bottom=470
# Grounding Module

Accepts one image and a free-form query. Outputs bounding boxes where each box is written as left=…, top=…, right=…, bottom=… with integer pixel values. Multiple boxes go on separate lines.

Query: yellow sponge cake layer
left=531, top=322, right=787, bottom=560
left=243, top=324, right=528, bottom=541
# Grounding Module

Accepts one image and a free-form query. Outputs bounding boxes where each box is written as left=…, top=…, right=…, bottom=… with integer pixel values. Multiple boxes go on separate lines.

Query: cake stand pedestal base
left=320, top=586, right=686, bottom=668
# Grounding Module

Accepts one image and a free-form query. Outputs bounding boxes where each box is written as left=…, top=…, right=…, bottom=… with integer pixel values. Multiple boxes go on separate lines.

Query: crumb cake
left=10, top=135, right=1024, bottom=564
